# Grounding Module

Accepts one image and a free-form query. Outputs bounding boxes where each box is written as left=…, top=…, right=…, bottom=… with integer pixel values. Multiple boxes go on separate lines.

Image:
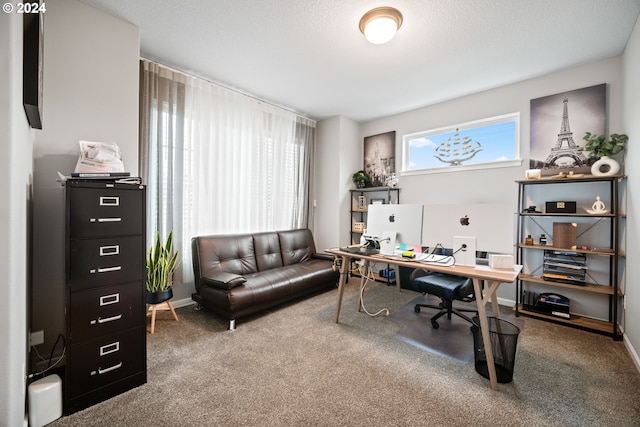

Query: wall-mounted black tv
left=23, top=11, right=43, bottom=129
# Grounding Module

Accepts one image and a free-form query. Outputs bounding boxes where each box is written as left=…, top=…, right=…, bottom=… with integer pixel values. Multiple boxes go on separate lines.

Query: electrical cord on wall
left=28, top=333, right=66, bottom=380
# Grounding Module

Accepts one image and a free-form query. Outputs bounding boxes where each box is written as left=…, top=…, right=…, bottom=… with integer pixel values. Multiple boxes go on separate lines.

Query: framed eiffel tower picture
left=530, top=84, right=606, bottom=176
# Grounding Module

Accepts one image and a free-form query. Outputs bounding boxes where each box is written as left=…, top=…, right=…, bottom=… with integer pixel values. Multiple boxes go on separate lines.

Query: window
left=402, top=113, right=521, bottom=174
left=140, top=60, right=315, bottom=285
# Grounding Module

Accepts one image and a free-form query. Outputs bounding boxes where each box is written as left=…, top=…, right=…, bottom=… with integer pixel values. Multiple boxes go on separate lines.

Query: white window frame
left=401, top=113, right=522, bottom=176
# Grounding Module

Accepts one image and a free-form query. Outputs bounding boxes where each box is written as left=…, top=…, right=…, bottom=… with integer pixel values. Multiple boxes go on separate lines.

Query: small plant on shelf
left=352, top=170, right=370, bottom=188
left=579, top=132, right=628, bottom=158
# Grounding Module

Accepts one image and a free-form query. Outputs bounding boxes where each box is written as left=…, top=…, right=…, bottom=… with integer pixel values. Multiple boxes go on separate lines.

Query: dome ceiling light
left=359, top=7, right=403, bottom=45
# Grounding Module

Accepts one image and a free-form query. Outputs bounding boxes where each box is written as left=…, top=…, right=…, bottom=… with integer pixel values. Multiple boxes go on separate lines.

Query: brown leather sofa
left=191, top=228, right=338, bottom=330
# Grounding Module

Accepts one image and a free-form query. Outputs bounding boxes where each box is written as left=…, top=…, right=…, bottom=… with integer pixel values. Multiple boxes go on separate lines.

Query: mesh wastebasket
left=471, top=316, right=520, bottom=383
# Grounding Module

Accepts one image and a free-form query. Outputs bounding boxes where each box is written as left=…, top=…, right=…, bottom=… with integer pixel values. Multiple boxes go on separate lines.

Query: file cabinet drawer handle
left=99, top=196, right=120, bottom=206
left=92, top=362, right=122, bottom=376
left=96, top=266, right=122, bottom=273
left=91, top=314, right=122, bottom=325
left=99, top=245, right=120, bottom=256
left=100, top=341, right=120, bottom=356
left=90, top=217, right=122, bottom=223
left=99, top=293, right=120, bottom=306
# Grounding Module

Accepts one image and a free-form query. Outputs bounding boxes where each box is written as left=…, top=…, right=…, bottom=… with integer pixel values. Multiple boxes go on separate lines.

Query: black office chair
left=410, top=269, right=478, bottom=329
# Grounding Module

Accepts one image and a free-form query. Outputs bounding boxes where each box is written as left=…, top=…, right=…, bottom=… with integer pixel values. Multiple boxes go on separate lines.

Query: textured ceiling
left=78, top=0, right=640, bottom=123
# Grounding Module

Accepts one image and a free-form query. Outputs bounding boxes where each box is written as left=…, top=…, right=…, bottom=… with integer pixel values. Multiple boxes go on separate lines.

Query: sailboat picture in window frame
left=401, top=113, right=521, bottom=175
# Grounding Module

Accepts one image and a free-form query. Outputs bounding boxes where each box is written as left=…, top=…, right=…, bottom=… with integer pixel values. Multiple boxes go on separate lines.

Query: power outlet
left=30, top=330, right=44, bottom=347
left=453, top=236, right=476, bottom=267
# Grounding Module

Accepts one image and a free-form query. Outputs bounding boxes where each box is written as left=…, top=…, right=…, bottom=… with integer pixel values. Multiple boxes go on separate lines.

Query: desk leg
left=334, top=255, right=350, bottom=323
left=393, top=265, right=402, bottom=292
left=472, top=278, right=499, bottom=391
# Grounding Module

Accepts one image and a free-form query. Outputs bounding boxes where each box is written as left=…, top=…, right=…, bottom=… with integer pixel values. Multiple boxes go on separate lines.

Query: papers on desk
left=389, top=250, right=455, bottom=267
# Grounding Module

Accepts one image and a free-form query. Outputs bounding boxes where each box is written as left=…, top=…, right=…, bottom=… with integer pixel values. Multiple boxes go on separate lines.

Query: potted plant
left=352, top=170, right=370, bottom=188
left=579, top=132, right=628, bottom=176
left=146, top=230, right=180, bottom=304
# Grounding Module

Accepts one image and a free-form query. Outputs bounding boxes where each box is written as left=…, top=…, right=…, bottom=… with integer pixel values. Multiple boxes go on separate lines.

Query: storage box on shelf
left=515, top=175, right=624, bottom=340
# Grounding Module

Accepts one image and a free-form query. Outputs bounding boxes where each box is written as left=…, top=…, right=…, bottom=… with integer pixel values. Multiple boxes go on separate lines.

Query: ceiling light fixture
left=359, top=7, right=403, bottom=45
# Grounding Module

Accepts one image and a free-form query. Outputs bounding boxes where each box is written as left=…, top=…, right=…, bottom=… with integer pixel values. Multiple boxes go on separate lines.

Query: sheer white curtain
left=139, top=60, right=316, bottom=285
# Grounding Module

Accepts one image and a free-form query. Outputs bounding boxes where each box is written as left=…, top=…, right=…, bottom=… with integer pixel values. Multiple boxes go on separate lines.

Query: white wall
left=357, top=57, right=624, bottom=309
left=0, top=12, right=34, bottom=427
left=31, top=0, right=139, bottom=360
left=622, top=17, right=640, bottom=368
left=314, top=116, right=360, bottom=251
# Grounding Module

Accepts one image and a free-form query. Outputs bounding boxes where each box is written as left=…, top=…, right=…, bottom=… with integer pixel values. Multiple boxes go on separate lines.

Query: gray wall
left=622, top=16, right=640, bottom=369
left=314, top=116, right=360, bottom=252
left=0, top=11, right=34, bottom=427
left=31, top=0, right=139, bottom=361
left=358, top=56, right=623, bottom=309
left=315, top=54, right=638, bottom=366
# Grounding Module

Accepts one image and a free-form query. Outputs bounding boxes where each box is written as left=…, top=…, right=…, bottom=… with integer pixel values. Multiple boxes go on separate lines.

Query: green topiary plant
left=579, top=132, right=628, bottom=158
left=352, top=170, right=370, bottom=188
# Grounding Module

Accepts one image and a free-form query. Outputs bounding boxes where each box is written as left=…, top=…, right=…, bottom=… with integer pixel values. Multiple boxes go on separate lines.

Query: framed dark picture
left=530, top=84, right=606, bottom=176
left=364, top=131, right=395, bottom=187
left=23, top=10, right=44, bottom=129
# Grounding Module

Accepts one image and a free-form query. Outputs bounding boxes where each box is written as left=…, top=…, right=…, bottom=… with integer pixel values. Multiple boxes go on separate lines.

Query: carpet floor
left=51, top=282, right=640, bottom=426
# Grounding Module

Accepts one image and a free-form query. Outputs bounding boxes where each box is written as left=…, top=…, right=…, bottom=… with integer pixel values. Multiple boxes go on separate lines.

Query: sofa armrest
left=202, top=272, right=247, bottom=290
left=312, top=253, right=334, bottom=262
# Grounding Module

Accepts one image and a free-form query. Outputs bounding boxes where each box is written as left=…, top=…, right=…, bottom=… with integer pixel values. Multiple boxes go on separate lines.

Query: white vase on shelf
left=591, top=156, right=620, bottom=177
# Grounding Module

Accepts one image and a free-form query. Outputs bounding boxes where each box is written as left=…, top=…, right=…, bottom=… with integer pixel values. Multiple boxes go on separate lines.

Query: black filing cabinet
left=64, top=179, right=147, bottom=413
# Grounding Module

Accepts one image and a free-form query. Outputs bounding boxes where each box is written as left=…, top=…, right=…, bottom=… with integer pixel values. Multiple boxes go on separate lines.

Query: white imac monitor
left=365, top=204, right=424, bottom=250
left=421, top=203, right=514, bottom=255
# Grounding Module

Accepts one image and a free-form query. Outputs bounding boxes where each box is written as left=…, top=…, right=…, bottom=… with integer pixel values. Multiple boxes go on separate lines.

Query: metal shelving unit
left=515, top=175, right=624, bottom=340
left=349, top=187, right=400, bottom=284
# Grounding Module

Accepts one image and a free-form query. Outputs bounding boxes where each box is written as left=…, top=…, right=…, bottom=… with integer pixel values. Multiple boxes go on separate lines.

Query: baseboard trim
left=624, top=334, right=640, bottom=374
left=148, top=297, right=196, bottom=311
left=169, top=297, right=196, bottom=309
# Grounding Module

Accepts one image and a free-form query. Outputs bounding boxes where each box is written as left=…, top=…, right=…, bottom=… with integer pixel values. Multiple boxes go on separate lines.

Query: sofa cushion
left=202, top=272, right=247, bottom=290
left=278, top=229, right=315, bottom=266
left=192, top=234, right=258, bottom=279
left=253, top=232, right=284, bottom=271
left=225, top=261, right=338, bottom=315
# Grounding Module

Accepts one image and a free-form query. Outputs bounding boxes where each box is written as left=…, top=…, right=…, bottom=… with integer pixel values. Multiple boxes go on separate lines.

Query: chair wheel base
left=414, top=305, right=421, bottom=313
left=431, top=320, right=440, bottom=329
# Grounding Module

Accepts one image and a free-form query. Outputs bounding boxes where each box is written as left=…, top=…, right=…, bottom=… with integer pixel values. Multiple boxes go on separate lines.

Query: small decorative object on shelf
left=585, top=196, right=609, bottom=214
left=385, top=173, right=399, bottom=187
left=525, top=169, right=541, bottom=180
left=352, top=170, right=371, bottom=188
left=553, top=223, right=577, bottom=249
left=539, top=234, right=547, bottom=246
left=525, top=235, right=534, bottom=245
left=357, top=195, right=367, bottom=211
left=578, top=132, right=628, bottom=177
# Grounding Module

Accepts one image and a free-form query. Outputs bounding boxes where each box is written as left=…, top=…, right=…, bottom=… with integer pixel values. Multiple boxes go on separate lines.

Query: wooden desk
left=326, top=248, right=522, bottom=391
